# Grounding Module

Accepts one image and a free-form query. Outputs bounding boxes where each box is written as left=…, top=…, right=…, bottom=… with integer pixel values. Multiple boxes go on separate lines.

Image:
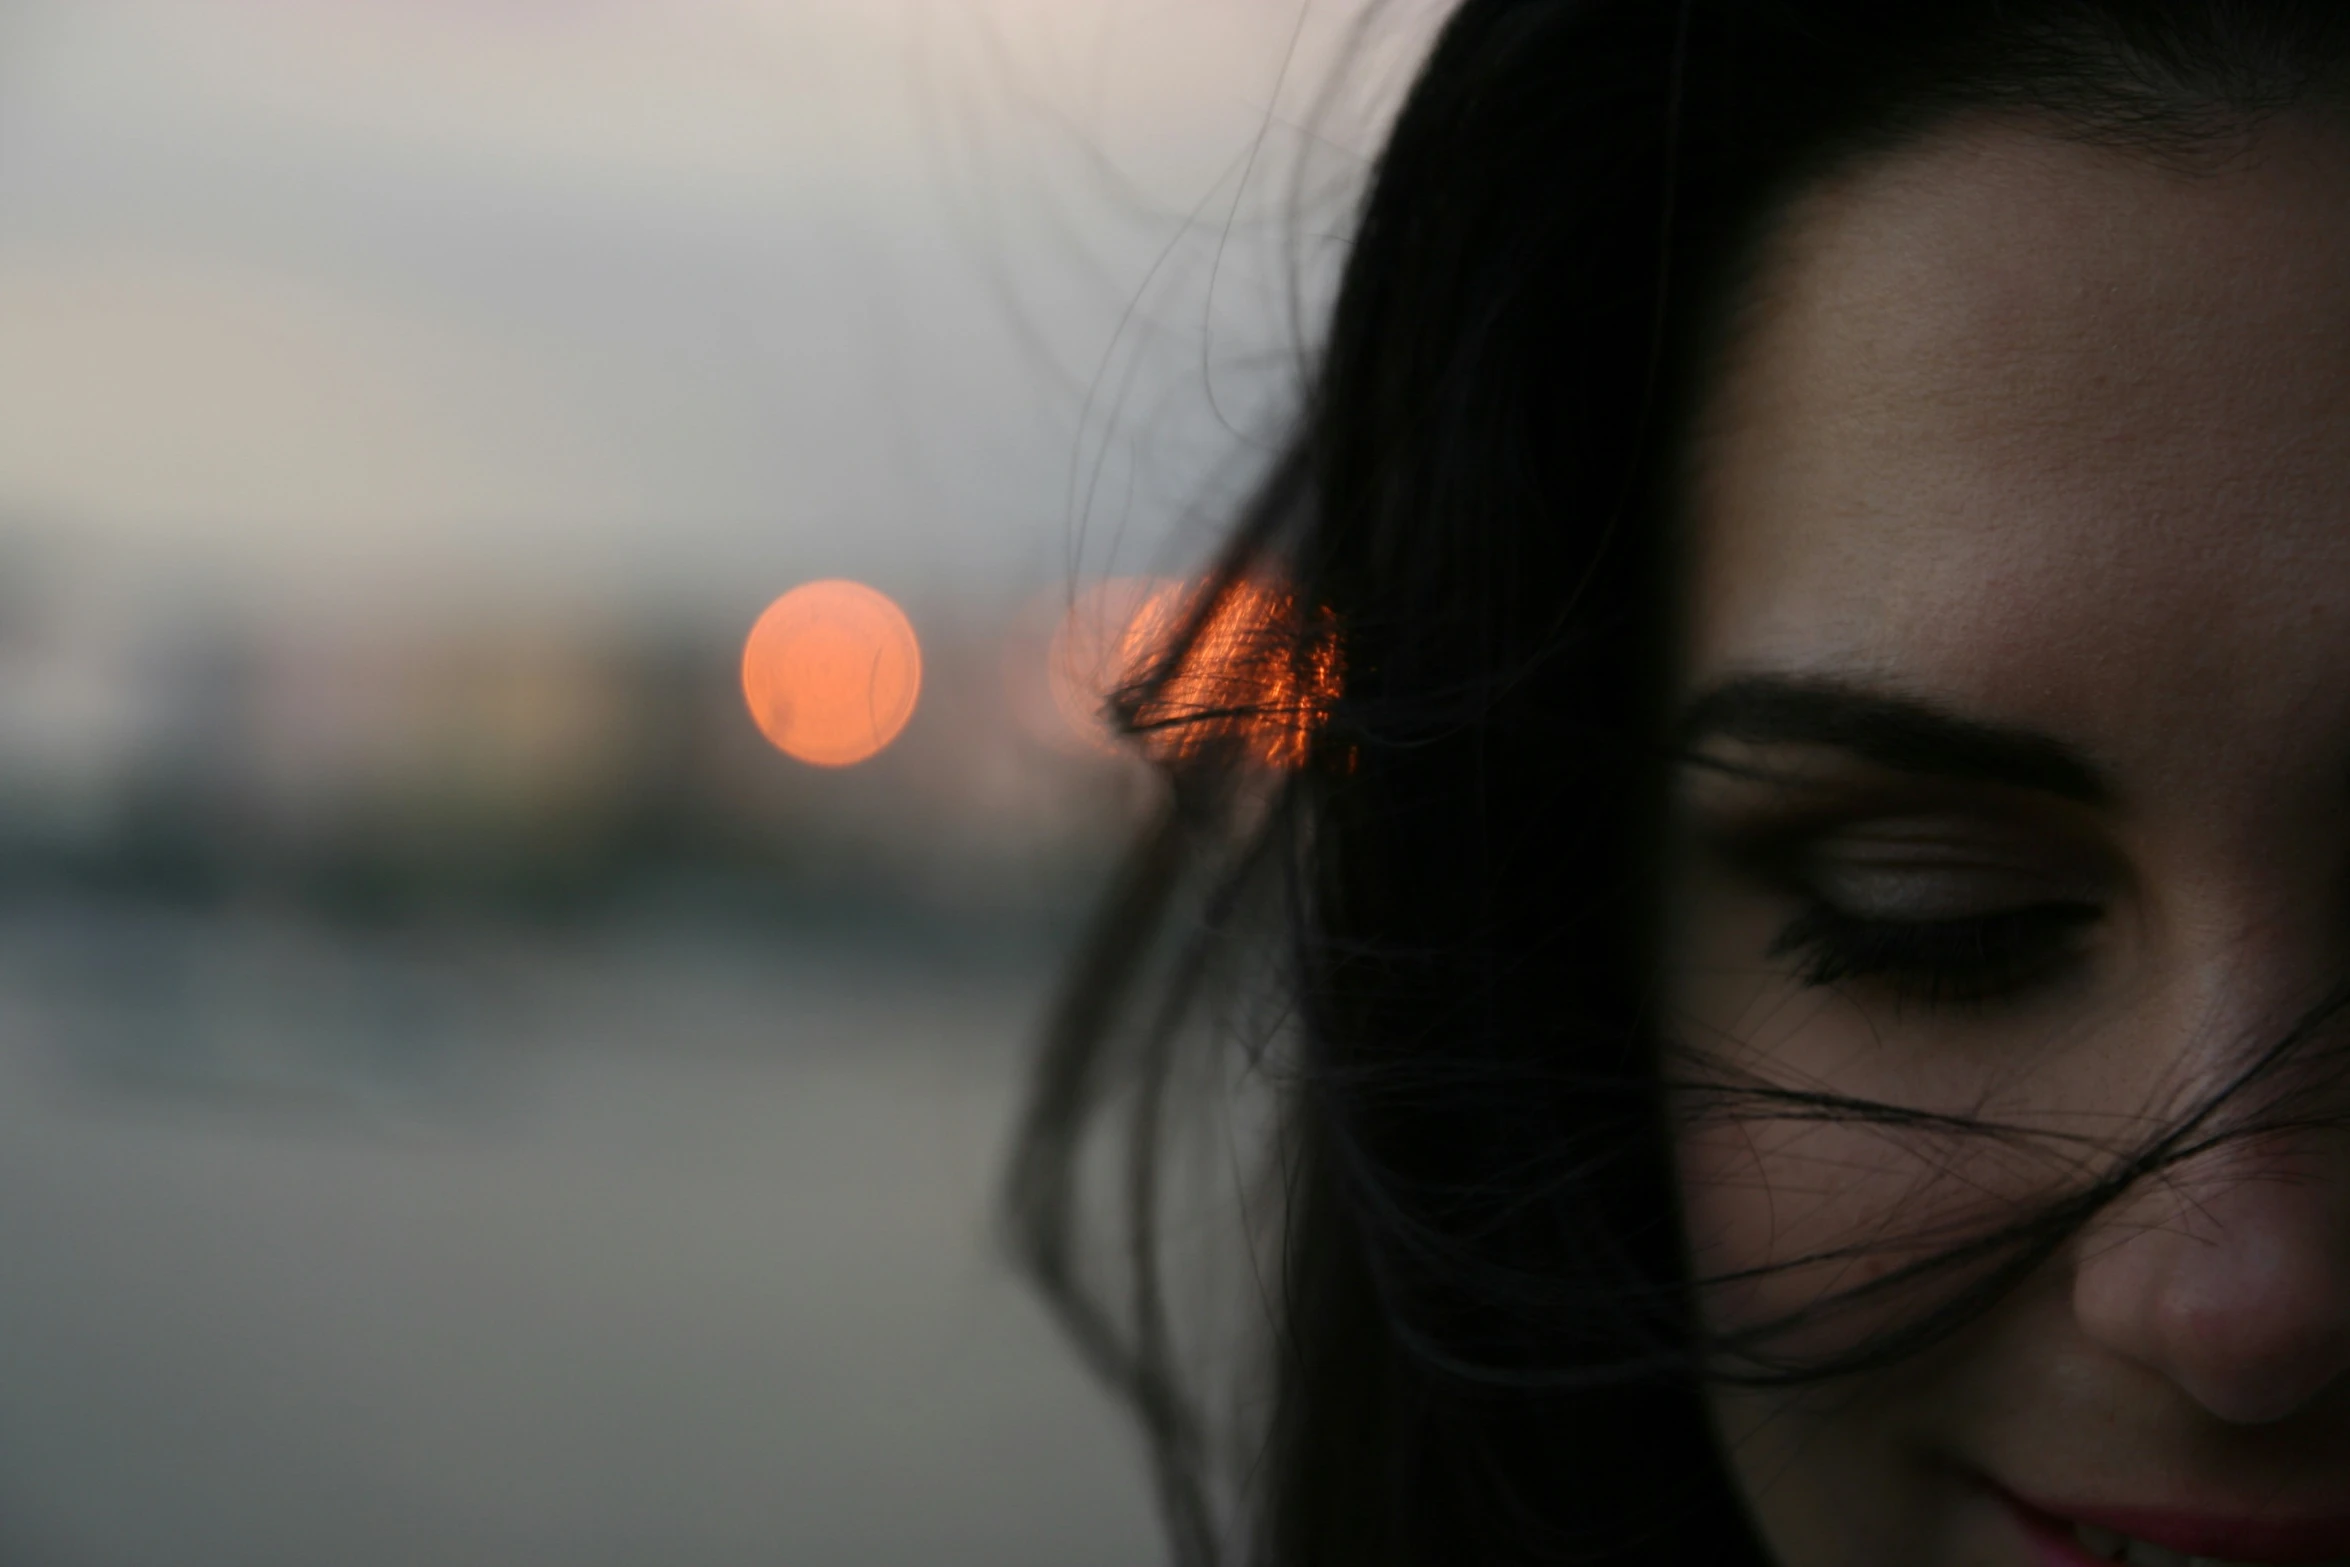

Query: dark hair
left=1007, top=4, right=2350, bottom=1564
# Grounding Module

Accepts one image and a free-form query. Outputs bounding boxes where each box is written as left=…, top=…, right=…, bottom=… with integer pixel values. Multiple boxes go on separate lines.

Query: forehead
left=1687, top=115, right=2350, bottom=776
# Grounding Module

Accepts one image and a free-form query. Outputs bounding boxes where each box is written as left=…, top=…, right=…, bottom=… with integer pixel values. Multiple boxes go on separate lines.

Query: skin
left=1666, top=114, right=2350, bottom=1566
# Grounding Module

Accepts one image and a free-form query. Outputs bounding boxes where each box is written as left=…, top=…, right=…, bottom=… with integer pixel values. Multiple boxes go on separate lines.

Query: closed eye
left=1767, top=900, right=2102, bottom=1011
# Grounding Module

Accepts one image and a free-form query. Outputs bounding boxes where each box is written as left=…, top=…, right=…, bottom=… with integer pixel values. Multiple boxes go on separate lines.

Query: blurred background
left=0, top=1, right=1433, bottom=1562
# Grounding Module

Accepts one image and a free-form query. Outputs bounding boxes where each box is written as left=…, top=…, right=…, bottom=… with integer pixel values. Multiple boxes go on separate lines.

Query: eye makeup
left=1675, top=756, right=2118, bottom=1016
left=1765, top=894, right=2101, bottom=1010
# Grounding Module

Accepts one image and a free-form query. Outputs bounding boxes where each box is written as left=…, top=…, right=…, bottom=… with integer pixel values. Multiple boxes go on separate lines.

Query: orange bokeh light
left=741, top=580, right=922, bottom=767
left=1050, top=576, right=1340, bottom=770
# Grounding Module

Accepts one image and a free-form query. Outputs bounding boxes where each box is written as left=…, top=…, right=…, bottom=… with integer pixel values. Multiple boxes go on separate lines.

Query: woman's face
left=1667, top=116, right=2350, bottom=1566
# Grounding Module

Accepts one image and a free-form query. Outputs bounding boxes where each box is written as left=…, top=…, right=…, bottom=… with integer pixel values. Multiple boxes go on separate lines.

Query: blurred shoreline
left=0, top=548, right=1152, bottom=932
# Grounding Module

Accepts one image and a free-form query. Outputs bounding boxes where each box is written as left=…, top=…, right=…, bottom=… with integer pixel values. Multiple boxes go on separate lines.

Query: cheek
left=1676, top=1061, right=2027, bottom=1566
left=1674, top=1097, right=1927, bottom=1342
left=1665, top=897, right=1925, bottom=1336
left=1665, top=967, right=2088, bottom=1358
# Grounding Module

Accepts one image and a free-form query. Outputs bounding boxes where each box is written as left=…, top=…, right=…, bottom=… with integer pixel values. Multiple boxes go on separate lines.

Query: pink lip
left=2004, top=1501, right=2117, bottom=1567
left=1999, top=1485, right=2350, bottom=1564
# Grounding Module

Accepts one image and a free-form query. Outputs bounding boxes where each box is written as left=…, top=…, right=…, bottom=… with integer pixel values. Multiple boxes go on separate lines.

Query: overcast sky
left=0, top=0, right=1427, bottom=629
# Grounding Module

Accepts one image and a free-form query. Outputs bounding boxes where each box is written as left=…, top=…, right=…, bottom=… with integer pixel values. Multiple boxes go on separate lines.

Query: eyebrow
left=1674, top=674, right=2112, bottom=806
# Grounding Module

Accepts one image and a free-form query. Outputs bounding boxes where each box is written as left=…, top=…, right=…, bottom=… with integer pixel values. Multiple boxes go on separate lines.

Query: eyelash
left=1767, top=900, right=2100, bottom=1010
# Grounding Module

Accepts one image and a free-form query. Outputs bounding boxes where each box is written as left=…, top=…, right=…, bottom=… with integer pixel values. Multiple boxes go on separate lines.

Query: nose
left=2072, top=1129, right=2350, bottom=1424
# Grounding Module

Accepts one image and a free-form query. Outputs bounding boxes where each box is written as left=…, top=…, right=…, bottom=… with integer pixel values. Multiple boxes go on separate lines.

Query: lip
left=1997, top=1484, right=2350, bottom=1564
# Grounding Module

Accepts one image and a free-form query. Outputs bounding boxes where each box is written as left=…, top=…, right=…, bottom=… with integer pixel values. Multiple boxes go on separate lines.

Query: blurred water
left=0, top=905, right=1158, bottom=1567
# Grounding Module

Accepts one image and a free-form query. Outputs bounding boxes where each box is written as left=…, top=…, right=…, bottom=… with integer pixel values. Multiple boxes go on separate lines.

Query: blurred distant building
left=0, top=560, right=1147, bottom=933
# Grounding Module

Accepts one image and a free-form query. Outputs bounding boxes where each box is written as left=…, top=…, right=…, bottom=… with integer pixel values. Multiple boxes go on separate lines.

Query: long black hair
left=1006, top=4, right=2350, bottom=1564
